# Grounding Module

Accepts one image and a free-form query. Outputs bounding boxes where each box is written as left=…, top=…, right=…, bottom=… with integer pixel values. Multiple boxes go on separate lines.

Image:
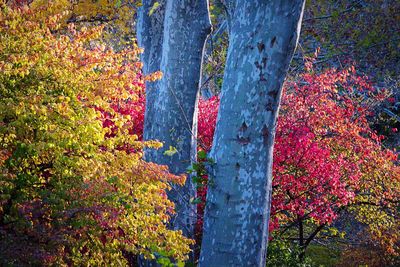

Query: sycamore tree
left=0, top=2, right=192, bottom=265
left=199, top=1, right=306, bottom=266
left=137, top=1, right=212, bottom=245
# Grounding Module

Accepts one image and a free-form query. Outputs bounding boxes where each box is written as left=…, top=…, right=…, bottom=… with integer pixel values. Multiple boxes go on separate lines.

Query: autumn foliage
left=272, top=68, right=399, bottom=255
left=0, top=2, right=191, bottom=265
left=196, top=68, right=399, bottom=257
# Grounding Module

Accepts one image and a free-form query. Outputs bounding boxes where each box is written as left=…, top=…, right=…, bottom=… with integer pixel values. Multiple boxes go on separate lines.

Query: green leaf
left=190, top=197, right=202, bottom=204
left=186, top=166, right=195, bottom=174
left=107, top=176, right=119, bottom=184
left=198, top=150, right=207, bottom=160
left=163, top=146, right=177, bottom=156
left=192, top=163, right=201, bottom=172
left=192, top=176, right=202, bottom=184
left=149, top=2, right=160, bottom=16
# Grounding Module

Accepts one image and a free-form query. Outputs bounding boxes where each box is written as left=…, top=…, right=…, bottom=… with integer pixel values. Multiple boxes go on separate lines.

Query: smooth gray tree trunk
left=137, top=0, right=211, bottom=240
left=199, top=1, right=305, bottom=266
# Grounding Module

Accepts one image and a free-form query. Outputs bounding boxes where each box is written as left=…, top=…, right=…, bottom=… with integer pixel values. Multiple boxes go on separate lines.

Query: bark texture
left=136, top=6, right=166, bottom=267
left=137, top=0, right=166, bottom=142
left=137, top=0, right=211, bottom=239
left=199, top=1, right=305, bottom=266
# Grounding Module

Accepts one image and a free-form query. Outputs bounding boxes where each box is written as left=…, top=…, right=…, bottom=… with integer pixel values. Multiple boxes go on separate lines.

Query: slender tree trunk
left=299, top=216, right=304, bottom=247
left=137, top=0, right=211, bottom=240
left=299, top=223, right=326, bottom=260
left=199, top=1, right=305, bottom=266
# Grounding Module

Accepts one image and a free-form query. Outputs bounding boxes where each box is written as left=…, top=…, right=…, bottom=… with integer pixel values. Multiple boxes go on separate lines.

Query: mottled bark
left=149, top=0, right=211, bottom=238
left=135, top=5, right=166, bottom=267
left=137, top=0, right=166, bottom=142
left=137, top=0, right=211, bottom=240
left=199, top=1, right=305, bottom=266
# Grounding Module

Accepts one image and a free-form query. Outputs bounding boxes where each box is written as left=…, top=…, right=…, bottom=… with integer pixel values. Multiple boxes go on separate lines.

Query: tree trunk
left=137, top=5, right=167, bottom=267
left=137, top=0, right=211, bottom=240
left=137, top=0, right=166, bottom=143
left=199, top=1, right=305, bottom=266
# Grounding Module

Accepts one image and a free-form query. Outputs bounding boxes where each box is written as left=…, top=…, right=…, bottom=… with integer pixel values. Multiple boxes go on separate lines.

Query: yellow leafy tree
left=0, top=1, right=192, bottom=265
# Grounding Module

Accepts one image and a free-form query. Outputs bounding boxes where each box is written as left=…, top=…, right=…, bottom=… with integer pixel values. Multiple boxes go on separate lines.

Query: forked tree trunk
left=199, top=1, right=305, bottom=266
left=137, top=0, right=211, bottom=240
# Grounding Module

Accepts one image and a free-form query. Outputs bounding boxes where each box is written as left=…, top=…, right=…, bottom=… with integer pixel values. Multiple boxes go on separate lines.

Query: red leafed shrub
left=198, top=96, right=220, bottom=151
left=195, top=67, right=399, bottom=255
